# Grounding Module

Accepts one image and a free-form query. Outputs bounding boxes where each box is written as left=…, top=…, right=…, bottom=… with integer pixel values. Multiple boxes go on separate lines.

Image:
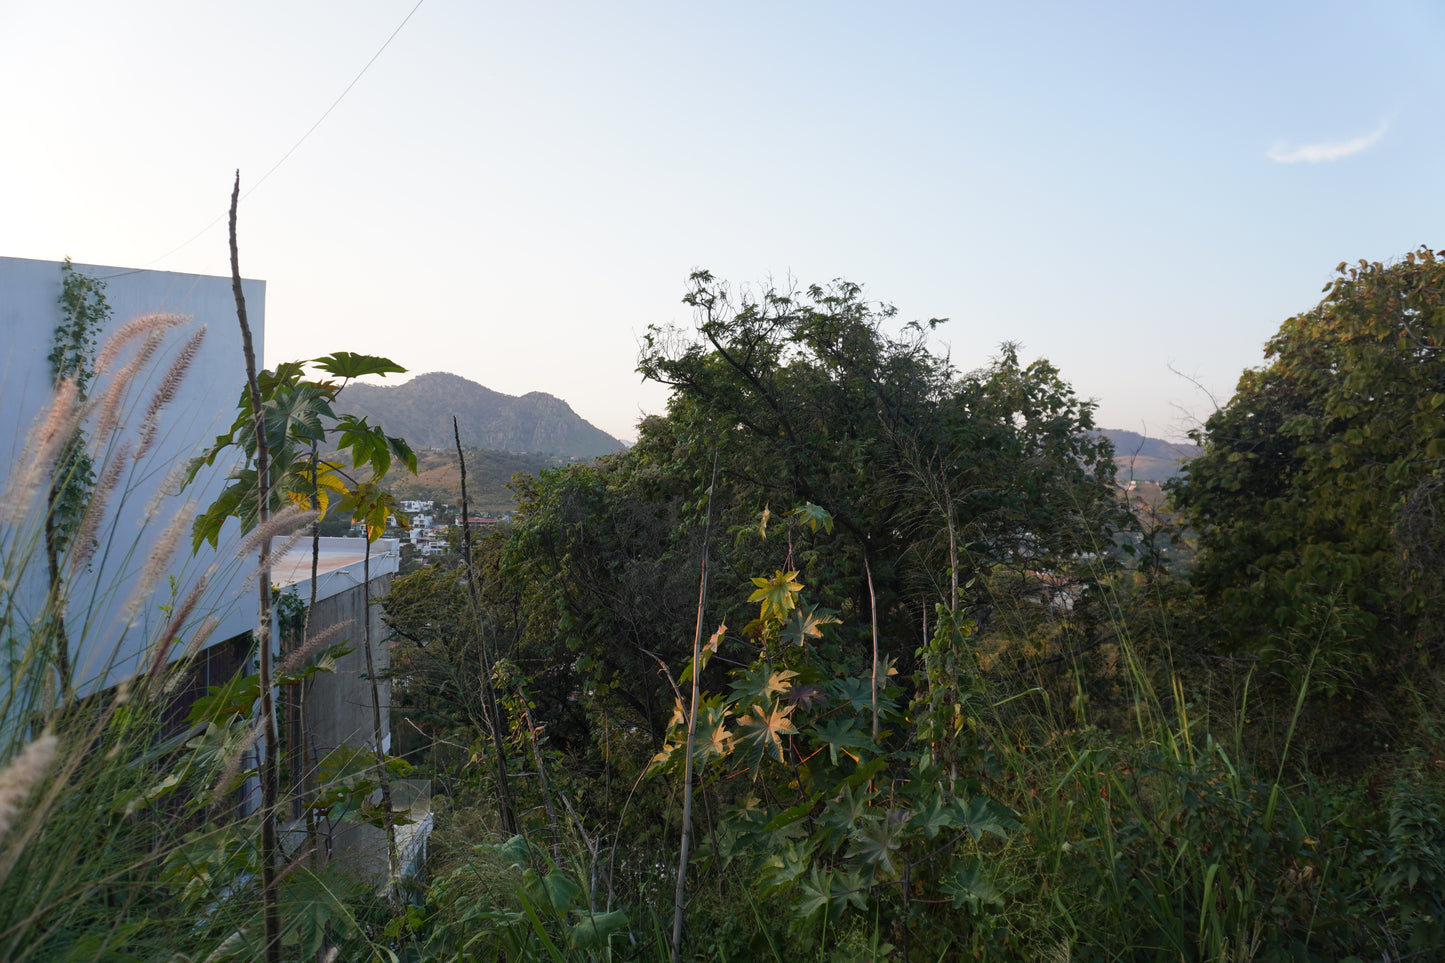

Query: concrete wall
left=273, top=537, right=407, bottom=880
left=294, top=571, right=394, bottom=757
left=0, top=255, right=263, bottom=693
left=272, top=536, right=401, bottom=757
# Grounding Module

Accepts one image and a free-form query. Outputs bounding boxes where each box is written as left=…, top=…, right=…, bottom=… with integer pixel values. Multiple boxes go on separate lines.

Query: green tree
left=456, top=273, right=1123, bottom=878
left=1171, top=247, right=1445, bottom=673
left=186, top=352, right=416, bottom=550
left=639, top=273, right=1124, bottom=669
left=184, top=341, right=417, bottom=931
left=499, top=452, right=706, bottom=746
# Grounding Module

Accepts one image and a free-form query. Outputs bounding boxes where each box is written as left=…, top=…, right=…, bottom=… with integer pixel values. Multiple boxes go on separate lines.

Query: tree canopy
left=638, top=272, right=1125, bottom=660
left=1171, top=247, right=1445, bottom=670
left=474, top=273, right=1125, bottom=754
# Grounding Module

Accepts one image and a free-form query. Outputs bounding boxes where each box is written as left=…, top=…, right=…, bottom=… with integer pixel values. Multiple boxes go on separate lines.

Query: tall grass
left=0, top=319, right=396, bottom=962
left=958, top=551, right=1445, bottom=961
left=393, top=521, right=1445, bottom=960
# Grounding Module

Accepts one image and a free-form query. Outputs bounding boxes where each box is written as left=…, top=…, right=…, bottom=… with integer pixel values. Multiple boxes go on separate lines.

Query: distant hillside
left=387, top=447, right=564, bottom=513
left=1099, top=429, right=1200, bottom=482
left=339, top=372, right=625, bottom=457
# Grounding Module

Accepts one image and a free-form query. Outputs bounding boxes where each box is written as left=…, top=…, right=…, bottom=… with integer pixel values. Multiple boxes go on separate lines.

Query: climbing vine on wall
left=46, top=258, right=109, bottom=689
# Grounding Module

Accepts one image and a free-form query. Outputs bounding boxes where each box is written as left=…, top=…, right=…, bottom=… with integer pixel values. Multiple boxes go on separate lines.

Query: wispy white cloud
left=1268, top=121, right=1389, bottom=163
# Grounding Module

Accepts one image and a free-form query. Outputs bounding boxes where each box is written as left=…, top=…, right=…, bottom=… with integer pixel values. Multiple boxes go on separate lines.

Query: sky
left=4, top=1, right=1443, bottom=444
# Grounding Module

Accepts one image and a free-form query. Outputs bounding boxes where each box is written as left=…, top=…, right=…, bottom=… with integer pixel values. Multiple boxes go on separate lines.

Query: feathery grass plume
left=0, top=733, right=58, bottom=847
left=276, top=620, right=354, bottom=678
left=146, top=570, right=209, bottom=681
left=124, top=499, right=196, bottom=625
left=136, top=326, right=205, bottom=458
left=236, top=508, right=318, bottom=593
left=94, top=312, right=187, bottom=375
left=183, top=614, right=221, bottom=659
left=162, top=615, right=222, bottom=697
left=95, top=327, right=169, bottom=440
left=235, top=505, right=316, bottom=560
left=0, top=378, right=82, bottom=526
left=209, top=722, right=264, bottom=809
left=69, top=439, right=132, bottom=573
left=141, top=460, right=191, bottom=525
left=267, top=513, right=320, bottom=563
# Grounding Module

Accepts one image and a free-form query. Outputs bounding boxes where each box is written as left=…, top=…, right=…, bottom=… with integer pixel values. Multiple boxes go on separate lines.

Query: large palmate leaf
left=336, top=480, right=407, bottom=542
left=846, top=812, right=905, bottom=879
left=748, top=569, right=803, bottom=622
left=735, top=701, right=798, bottom=776
left=941, top=857, right=1006, bottom=914
left=811, top=715, right=875, bottom=766
left=312, top=351, right=408, bottom=381
left=793, top=866, right=868, bottom=923
left=755, top=838, right=815, bottom=892
left=729, top=662, right=798, bottom=705
left=779, top=603, right=840, bottom=647
left=333, top=413, right=418, bottom=476
left=822, top=781, right=877, bottom=839
left=788, top=502, right=833, bottom=533
left=680, top=622, right=727, bottom=685
left=691, top=701, right=734, bottom=764
left=284, top=460, right=349, bottom=518
left=953, top=795, right=1019, bottom=840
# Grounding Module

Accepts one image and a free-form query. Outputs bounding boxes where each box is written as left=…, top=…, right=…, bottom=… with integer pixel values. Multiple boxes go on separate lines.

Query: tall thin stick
left=454, top=417, right=517, bottom=835
left=301, top=440, right=321, bottom=864
left=518, top=689, right=562, bottom=863
left=672, top=453, right=720, bottom=963
left=229, top=172, right=281, bottom=963
left=865, top=549, right=879, bottom=740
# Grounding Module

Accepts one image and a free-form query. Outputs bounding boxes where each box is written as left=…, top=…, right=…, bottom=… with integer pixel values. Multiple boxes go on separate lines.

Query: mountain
left=1098, top=429, right=1200, bottom=482
left=338, top=372, right=625, bottom=457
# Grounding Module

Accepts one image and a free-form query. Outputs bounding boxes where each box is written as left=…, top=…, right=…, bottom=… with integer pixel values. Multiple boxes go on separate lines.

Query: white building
left=1, top=256, right=424, bottom=883
left=1, top=255, right=262, bottom=693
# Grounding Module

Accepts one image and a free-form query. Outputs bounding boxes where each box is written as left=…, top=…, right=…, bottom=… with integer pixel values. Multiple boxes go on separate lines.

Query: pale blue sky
left=4, top=1, right=1442, bottom=443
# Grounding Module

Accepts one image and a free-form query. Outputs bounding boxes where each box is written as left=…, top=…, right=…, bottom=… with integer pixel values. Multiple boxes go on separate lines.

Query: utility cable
left=102, top=0, right=426, bottom=278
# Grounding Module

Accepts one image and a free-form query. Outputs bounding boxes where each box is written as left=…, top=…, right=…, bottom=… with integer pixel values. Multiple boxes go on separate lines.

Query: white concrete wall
left=272, top=536, right=401, bottom=756
left=0, top=256, right=264, bottom=693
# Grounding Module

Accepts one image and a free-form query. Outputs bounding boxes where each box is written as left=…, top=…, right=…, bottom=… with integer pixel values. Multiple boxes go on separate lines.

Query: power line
left=244, top=0, right=426, bottom=201
left=113, top=0, right=427, bottom=276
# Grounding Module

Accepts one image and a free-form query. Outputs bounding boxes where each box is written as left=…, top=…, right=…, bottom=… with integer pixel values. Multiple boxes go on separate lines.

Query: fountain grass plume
left=124, top=499, right=195, bottom=626
left=275, top=619, right=353, bottom=678
left=0, top=303, right=403, bottom=962
left=137, top=326, right=206, bottom=458
left=94, top=324, right=173, bottom=439
left=0, top=378, right=81, bottom=527
left=0, top=733, right=57, bottom=848
left=69, top=439, right=131, bottom=574
left=235, top=504, right=315, bottom=561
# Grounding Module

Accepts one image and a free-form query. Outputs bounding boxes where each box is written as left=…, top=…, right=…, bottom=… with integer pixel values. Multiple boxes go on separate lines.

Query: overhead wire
left=99, top=0, right=426, bottom=279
